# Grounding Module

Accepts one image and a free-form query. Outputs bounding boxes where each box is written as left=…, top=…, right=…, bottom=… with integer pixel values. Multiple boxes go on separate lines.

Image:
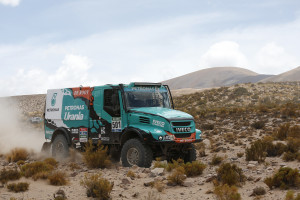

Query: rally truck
left=43, top=82, right=202, bottom=167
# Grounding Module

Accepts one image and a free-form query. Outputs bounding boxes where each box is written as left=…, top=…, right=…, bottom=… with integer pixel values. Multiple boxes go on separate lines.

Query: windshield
left=124, top=86, right=171, bottom=109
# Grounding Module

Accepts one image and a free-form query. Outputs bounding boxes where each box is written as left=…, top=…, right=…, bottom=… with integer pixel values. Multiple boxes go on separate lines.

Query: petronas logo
left=51, top=93, right=57, bottom=106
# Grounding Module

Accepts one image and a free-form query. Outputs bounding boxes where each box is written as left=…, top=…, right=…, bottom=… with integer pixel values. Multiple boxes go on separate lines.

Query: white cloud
left=0, top=0, right=21, bottom=7
left=199, top=41, right=249, bottom=68
left=0, top=54, right=92, bottom=96
left=255, top=42, right=298, bottom=74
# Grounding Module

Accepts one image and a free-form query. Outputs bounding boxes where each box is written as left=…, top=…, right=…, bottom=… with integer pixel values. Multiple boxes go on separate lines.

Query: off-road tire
left=41, top=142, right=51, bottom=155
left=184, top=144, right=197, bottom=163
left=52, top=134, right=69, bottom=159
left=121, top=138, right=153, bottom=167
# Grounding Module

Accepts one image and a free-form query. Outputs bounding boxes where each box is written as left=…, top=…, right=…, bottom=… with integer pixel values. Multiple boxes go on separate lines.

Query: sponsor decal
left=72, top=87, right=91, bottom=99
left=65, top=105, right=85, bottom=111
left=101, top=127, right=105, bottom=134
left=51, top=93, right=57, bottom=106
left=152, top=120, right=165, bottom=128
left=112, top=117, right=122, bottom=132
left=64, top=112, right=84, bottom=120
left=47, top=108, right=59, bottom=112
left=101, top=137, right=110, bottom=141
left=175, top=127, right=191, bottom=132
left=71, top=129, right=79, bottom=134
left=79, top=128, right=88, bottom=142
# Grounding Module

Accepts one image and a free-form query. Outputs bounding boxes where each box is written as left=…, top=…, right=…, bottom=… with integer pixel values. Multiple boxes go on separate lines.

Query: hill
left=162, top=67, right=273, bottom=90
left=261, top=66, right=300, bottom=82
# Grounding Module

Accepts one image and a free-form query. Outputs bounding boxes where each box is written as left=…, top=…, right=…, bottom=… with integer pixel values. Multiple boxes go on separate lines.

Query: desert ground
left=0, top=82, right=299, bottom=200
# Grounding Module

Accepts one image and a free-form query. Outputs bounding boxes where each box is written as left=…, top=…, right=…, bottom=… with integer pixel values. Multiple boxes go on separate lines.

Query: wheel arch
left=120, top=128, right=145, bottom=145
left=51, top=127, right=71, bottom=146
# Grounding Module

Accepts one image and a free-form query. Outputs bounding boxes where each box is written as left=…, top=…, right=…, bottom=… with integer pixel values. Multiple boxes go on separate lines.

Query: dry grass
left=217, top=163, right=246, bottom=186
left=80, top=173, right=114, bottom=199
left=126, top=170, right=136, bottom=179
left=0, top=169, right=21, bottom=185
left=21, top=161, right=54, bottom=178
left=48, top=171, right=68, bottom=186
left=83, top=140, right=111, bottom=169
left=43, top=157, right=58, bottom=168
left=264, top=167, right=300, bottom=190
left=6, top=148, right=29, bottom=163
left=7, top=182, right=29, bottom=193
left=214, top=184, right=241, bottom=200
left=68, top=162, right=81, bottom=170
left=167, top=166, right=186, bottom=186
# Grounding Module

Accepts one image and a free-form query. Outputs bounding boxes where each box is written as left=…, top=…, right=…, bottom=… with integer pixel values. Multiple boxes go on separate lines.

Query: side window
left=103, top=89, right=120, bottom=117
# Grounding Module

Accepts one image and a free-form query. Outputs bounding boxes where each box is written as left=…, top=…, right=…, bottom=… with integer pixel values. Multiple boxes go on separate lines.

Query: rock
left=142, top=168, right=151, bottom=174
left=53, top=189, right=66, bottom=199
left=121, top=178, right=130, bottom=185
left=132, top=192, right=139, bottom=198
left=183, top=181, right=193, bottom=187
left=255, top=177, right=261, bottom=182
left=137, top=173, right=148, bottom=178
left=203, top=139, right=210, bottom=147
left=70, top=172, right=78, bottom=177
left=249, top=161, right=258, bottom=165
left=267, top=167, right=273, bottom=171
left=231, top=157, right=238, bottom=161
left=144, top=181, right=154, bottom=187
left=247, top=164, right=256, bottom=169
left=150, top=168, right=165, bottom=177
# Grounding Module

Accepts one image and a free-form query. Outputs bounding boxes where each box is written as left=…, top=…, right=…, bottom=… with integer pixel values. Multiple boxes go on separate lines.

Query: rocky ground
left=0, top=82, right=299, bottom=200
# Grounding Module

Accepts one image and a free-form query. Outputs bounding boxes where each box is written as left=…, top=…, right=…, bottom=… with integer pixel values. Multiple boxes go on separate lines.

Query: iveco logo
left=175, top=127, right=191, bottom=132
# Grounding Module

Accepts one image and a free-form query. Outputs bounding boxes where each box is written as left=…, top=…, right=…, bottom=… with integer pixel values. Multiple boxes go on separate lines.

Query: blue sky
left=0, top=0, right=300, bottom=96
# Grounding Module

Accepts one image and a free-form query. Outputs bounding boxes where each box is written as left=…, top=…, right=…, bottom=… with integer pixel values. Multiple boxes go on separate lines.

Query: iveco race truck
left=43, top=82, right=202, bottom=167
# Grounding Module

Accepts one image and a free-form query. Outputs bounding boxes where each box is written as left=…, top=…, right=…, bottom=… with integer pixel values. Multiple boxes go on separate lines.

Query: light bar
left=134, top=82, right=162, bottom=86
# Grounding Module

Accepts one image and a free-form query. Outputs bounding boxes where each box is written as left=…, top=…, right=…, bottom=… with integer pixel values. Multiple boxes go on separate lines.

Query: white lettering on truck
left=64, top=112, right=84, bottom=120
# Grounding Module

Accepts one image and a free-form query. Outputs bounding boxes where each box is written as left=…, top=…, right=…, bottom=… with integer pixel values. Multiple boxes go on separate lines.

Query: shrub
left=237, top=153, right=244, bottom=158
left=233, top=87, right=248, bottom=96
left=285, top=190, right=300, bottom=200
left=80, top=173, right=113, bottom=199
left=0, top=169, right=21, bottom=184
left=246, top=140, right=266, bottom=162
left=276, top=123, right=290, bottom=140
left=21, top=161, right=54, bottom=178
left=83, top=140, right=111, bottom=169
left=251, top=186, right=266, bottom=196
left=214, top=184, right=241, bottom=200
left=126, top=170, right=136, bottom=179
left=167, top=166, right=186, bottom=186
left=183, top=161, right=206, bottom=177
left=154, top=180, right=165, bottom=192
left=251, top=121, right=265, bottom=129
left=69, top=162, right=81, bottom=170
left=283, top=152, right=299, bottom=162
left=201, top=124, right=214, bottom=130
left=33, top=171, right=49, bottom=181
left=264, top=167, right=300, bottom=190
left=43, top=158, right=58, bottom=167
left=153, top=158, right=168, bottom=169
left=211, top=155, right=223, bottom=165
left=7, top=182, right=29, bottom=193
left=48, top=171, right=68, bottom=186
left=166, top=159, right=184, bottom=172
left=6, top=148, right=28, bottom=163
left=216, top=163, right=246, bottom=186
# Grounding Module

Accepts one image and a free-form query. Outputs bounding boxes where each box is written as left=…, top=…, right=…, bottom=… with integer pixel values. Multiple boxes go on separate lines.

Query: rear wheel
left=52, top=135, right=69, bottom=159
left=121, top=138, right=153, bottom=167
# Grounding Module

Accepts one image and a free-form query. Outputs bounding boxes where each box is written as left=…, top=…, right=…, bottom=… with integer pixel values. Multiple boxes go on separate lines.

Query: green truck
left=43, top=82, right=202, bottom=167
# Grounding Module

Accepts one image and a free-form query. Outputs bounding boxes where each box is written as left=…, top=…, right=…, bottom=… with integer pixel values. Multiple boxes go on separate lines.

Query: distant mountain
left=261, top=66, right=300, bottom=82
left=162, top=67, right=273, bottom=90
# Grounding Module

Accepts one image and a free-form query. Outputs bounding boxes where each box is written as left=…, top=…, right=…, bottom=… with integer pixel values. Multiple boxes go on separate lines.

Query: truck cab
left=44, top=82, right=202, bottom=167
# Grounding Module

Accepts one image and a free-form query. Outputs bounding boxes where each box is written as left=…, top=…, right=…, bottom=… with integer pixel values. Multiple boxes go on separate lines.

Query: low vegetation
left=264, top=167, right=300, bottom=190
left=83, top=140, right=112, bottom=169
left=0, top=169, right=21, bottom=185
left=216, top=163, right=245, bottom=186
left=167, top=166, right=186, bottom=186
left=21, top=161, right=54, bottom=178
left=80, top=173, right=114, bottom=200
left=285, top=190, right=300, bottom=200
left=214, top=184, right=241, bottom=200
left=48, top=171, right=68, bottom=186
left=7, top=182, right=29, bottom=193
left=6, top=148, right=29, bottom=163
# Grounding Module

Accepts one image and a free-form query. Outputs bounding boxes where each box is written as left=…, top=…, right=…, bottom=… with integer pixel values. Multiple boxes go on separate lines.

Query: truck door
left=101, top=89, right=122, bottom=143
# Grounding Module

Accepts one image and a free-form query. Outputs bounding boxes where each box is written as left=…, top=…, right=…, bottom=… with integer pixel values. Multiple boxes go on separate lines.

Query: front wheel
left=121, top=138, right=153, bottom=168
left=184, top=144, right=197, bottom=163
left=52, top=134, right=69, bottom=159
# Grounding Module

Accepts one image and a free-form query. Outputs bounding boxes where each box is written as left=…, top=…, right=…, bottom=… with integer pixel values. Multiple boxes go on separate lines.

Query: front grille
left=174, top=133, right=192, bottom=138
left=173, top=127, right=191, bottom=132
left=172, top=121, right=191, bottom=126
left=139, top=116, right=150, bottom=124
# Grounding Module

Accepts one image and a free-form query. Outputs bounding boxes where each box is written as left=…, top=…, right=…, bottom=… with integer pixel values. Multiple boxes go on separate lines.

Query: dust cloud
left=0, top=98, right=45, bottom=154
